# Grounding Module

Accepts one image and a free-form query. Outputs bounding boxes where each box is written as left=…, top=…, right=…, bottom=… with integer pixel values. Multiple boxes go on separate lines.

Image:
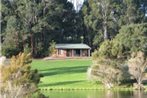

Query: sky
left=68, top=0, right=85, bottom=12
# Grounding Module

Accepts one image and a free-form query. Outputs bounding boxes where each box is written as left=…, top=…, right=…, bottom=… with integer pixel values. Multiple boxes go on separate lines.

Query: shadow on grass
left=40, top=66, right=88, bottom=76
left=39, top=80, right=84, bottom=87
left=39, top=65, right=88, bottom=72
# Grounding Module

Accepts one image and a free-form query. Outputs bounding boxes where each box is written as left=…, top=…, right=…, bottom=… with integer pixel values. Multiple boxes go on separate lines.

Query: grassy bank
left=31, top=59, right=147, bottom=90
left=31, top=58, right=104, bottom=90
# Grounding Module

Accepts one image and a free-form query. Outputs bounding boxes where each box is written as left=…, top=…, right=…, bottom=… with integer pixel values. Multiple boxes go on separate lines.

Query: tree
left=96, top=0, right=111, bottom=40
left=88, top=57, right=123, bottom=88
left=2, top=16, right=22, bottom=57
left=121, top=0, right=146, bottom=25
left=93, top=23, right=147, bottom=59
left=81, top=0, right=147, bottom=48
left=90, top=39, right=127, bottom=88
left=0, top=53, right=43, bottom=98
left=111, top=23, right=147, bottom=58
left=81, top=0, right=123, bottom=47
left=1, top=0, right=82, bottom=58
left=128, top=51, right=147, bottom=89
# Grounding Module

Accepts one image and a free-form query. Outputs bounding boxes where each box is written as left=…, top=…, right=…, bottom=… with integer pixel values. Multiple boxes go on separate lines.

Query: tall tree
left=96, top=0, right=111, bottom=40
left=2, top=0, right=79, bottom=57
left=121, top=0, right=145, bottom=25
left=81, top=0, right=123, bottom=47
left=2, top=15, right=22, bottom=57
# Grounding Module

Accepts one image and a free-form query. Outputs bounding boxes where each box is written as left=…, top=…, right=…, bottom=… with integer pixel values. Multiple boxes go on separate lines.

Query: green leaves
left=115, top=24, right=147, bottom=54
left=98, top=40, right=113, bottom=58
left=2, top=0, right=81, bottom=57
left=89, top=57, right=123, bottom=88
left=0, top=53, right=44, bottom=97
left=93, top=23, right=147, bottom=59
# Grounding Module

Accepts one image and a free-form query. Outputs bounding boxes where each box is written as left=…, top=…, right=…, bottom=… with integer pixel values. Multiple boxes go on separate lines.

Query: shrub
left=88, top=57, right=124, bottom=88
left=0, top=53, right=44, bottom=98
left=49, top=40, right=57, bottom=56
left=128, top=51, right=147, bottom=89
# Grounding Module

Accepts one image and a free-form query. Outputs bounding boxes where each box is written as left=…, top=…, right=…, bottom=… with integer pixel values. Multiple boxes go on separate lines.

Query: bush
left=127, top=51, right=147, bottom=89
left=2, top=46, right=21, bottom=58
left=88, top=57, right=125, bottom=88
left=2, top=31, right=22, bottom=58
left=0, top=53, right=44, bottom=98
left=49, top=40, right=57, bottom=56
left=34, top=42, right=48, bottom=58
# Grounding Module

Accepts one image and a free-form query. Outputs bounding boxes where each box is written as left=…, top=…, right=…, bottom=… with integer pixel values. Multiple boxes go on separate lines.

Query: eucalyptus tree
left=120, top=0, right=145, bottom=25
left=2, top=0, right=79, bottom=57
left=81, top=0, right=123, bottom=47
left=2, top=16, right=22, bottom=57
left=111, top=23, right=147, bottom=58
left=15, top=0, right=44, bottom=56
left=96, top=0, right=111, bottom=40
left=81, top=0, right=147, bottom=47
left=1, top=0, right=22, bottom=57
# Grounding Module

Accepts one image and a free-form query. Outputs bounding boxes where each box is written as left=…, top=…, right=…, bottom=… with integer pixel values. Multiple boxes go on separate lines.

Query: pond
left=42, top=90, right=147, bottom=98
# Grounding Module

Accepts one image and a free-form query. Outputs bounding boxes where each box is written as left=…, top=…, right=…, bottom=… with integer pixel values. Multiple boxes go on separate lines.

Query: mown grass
left=31, top=59, right=104, bottom=90
left=31, top=59, right=147, bottom=90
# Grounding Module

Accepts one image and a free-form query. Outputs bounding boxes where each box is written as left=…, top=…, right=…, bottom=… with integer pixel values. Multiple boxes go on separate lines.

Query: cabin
left=55, top=44, right=91, bottom=57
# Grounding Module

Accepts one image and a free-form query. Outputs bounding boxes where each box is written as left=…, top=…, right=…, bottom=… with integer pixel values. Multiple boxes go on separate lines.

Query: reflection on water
left=42, top=90, right=147, bottom=98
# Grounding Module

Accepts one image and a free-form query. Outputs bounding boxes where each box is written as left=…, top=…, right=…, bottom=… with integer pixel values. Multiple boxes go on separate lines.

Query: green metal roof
left=55, top=44, right=91, bottom=49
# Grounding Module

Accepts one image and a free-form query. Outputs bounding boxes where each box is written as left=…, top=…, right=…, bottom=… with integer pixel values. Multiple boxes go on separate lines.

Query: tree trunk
left=104, top=81, right=113, bottom=89
left=138, top=78, right=142, bottom=90
left=30, top=32, right=34, bottom=56
left=103, top=22, right=108, bottom=40
left=22, top=32, right=25, bottom=51
left=134, top=77, right=144, bottom=90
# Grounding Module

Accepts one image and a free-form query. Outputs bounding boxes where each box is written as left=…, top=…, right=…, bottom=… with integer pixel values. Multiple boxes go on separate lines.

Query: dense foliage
left=92, top=23, right=147, bottom=59
left=88, top=57, right=123, bottom=88
left=90, top=23, right=147, bottom=89
left=0, top=53, right=45, bottom=98
left=1, top=0, right=147, bottom=92
left=1, top=0, right=83, bottom=57
left=112, top=23, right=147, bottom=57
left=81, top=0, right=147, bottom=47
left=1, top=0, right=147, bottom=57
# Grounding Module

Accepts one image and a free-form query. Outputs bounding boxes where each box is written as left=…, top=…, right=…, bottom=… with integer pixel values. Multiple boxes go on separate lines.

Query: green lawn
left=31, top=59, right=147, bottom=90
left=31, top=59, right=104, bottom=90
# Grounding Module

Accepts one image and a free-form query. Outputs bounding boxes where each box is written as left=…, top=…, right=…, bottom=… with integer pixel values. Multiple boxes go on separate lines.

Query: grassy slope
left=31, top=59, right=103, bottom=90
left=31, top=59, right=147, bottom=90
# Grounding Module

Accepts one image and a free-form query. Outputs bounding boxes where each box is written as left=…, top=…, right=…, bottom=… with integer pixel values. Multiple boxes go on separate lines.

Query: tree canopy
left=1, top=0, right=147, bottom=58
